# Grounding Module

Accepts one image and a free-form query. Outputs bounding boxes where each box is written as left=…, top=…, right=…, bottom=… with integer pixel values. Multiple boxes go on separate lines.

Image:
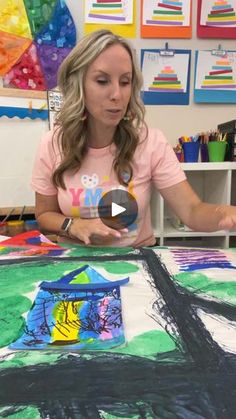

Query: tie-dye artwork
left=0, top=0, right=76, bottom=90
left=0, top=244, right=65, bottom=258
left=1, top=244, right=236, bottom=418
left=10, top=264, right=129, bottom=350
left=0, top=229, right=61, bottom=249
left=0, top=230, right=66, bottom=258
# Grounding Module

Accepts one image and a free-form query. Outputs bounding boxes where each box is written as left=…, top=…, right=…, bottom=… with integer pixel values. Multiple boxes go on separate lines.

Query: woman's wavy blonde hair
left=53, top=29, right=146, bottom=189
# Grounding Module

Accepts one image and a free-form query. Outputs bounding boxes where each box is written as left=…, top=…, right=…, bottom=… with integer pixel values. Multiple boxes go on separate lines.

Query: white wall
left=69, top=0, right=236, bottom=142
left=0, top=0, right=236, bottom=207
left=0, top=117, right=48, bottom=207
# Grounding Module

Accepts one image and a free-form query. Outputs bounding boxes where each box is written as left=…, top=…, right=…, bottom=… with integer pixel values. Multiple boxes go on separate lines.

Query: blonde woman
left=31, top=30, right=236, bottom=247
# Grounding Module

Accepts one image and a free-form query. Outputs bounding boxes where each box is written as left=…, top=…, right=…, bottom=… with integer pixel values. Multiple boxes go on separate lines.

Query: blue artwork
left=194, top=50, right=236, bottom=103
left=141, top=49, right=191, bottom=105
left=10, top=265, right=129, bottom=350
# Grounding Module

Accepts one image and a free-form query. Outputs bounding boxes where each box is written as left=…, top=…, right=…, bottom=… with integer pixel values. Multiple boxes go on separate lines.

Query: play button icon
left=111, top=202, right=126, bottom=217
left=98, top=190, right=138, bottom=230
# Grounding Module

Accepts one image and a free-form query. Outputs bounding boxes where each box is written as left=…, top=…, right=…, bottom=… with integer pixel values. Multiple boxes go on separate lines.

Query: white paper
left=195, top=50, right=236, bottom=91
left=200, top=0, right=236, bottom=28
left=47, top=90, right=63, bottom=129
left=142, top=51, right=189, bottom=93
left=85, top=0, right=133, bottom=25
left=142, top=0, right=190, bottom=27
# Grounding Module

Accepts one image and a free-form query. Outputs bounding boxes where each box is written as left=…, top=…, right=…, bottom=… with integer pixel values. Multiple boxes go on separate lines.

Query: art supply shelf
left=151, top=162, right=236, bottom=248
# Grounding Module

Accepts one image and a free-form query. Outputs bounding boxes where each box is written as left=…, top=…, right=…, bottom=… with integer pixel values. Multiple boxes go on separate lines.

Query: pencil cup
left=200, top=143, right=209, bottom=162
left=183, top=142, right=200, bottom=162
left=207, top=141, right=227, bottom=162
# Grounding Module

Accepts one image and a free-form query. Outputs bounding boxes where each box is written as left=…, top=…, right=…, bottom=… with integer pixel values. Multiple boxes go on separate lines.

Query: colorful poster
left=143, top=0, right=190, bottom=27
left=0, top=0, right=76, bottom=92
left=85, top=0, right=133, bottom=24
left=200, top=0, right=236, bottom=27
left=0, top=230, right=62, bottom=250
left=84, top=0, right=136, bottom=38
left=141, top=0, right=192, bottom=38
left=141, top=49, right=191, bottom=105
left=197, top=0, right=236, bottom=38
left=1, top=244, right=236, bottom=416
left=194, top=50, right=236, bottom=103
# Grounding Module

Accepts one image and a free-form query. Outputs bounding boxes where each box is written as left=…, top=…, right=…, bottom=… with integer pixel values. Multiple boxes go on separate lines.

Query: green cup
left=207, top=141, right=227, bottom=162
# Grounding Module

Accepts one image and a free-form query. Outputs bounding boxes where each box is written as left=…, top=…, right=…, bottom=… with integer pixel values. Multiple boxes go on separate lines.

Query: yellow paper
left=84, top=0, right=136, bottom=39
left=0, top=0, right=32, bottom=39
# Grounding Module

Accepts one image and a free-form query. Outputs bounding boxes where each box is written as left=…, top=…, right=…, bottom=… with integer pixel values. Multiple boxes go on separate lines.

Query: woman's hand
left=69, top=217, right=128, bottom=245
left=217, top=206, right=236, bottom=230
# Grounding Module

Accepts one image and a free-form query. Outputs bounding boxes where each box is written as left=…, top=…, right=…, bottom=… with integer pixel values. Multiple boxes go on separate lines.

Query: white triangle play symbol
left=111, top=202, right=126, bottom=217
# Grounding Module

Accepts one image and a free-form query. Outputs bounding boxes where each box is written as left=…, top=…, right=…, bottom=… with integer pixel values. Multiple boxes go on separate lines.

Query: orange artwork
left=0, top=30, right=31, bottom=76
left=141, top=0, right=192, bottom=39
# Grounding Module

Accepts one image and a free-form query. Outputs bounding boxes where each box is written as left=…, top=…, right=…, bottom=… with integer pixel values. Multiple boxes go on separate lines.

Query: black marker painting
left=0, top=244, right=236, bottom=418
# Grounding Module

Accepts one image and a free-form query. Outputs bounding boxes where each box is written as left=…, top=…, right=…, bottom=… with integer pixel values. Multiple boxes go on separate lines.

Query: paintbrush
left=19, top=205, right=26, bottom=221
left=2, top=208, right=15, bottom=223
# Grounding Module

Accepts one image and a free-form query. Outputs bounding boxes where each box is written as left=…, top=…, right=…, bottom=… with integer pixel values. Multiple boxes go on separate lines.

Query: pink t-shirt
left=31, top=127, right=186, bottom=247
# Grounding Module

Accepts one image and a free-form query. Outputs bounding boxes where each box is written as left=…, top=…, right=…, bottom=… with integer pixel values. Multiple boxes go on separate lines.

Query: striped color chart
left=148, top=66, right=184, bottom=92
left=146, top=0, right=185, bottom=26
left=201, top=57, right=236, bottom=89
left=88, top=0, right=126, bottom=22
left=205, top=1, right=236, bottom=26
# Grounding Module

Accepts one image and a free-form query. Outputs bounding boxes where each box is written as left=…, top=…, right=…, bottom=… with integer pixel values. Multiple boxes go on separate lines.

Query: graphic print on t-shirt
left=67, top=173, right=137, bottom=233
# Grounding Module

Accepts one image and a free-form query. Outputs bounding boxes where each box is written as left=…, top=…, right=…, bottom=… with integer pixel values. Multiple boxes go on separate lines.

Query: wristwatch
left=60, top=217, right=73, bottom=236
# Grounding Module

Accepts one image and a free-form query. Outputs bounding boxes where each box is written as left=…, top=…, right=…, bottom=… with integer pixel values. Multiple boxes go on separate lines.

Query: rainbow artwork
left=145, top=0, right=185, bottom=26
left=148, top=65, right=184, bottom=92
left=85, top=0, right=133, bottom=24
left=0, top=0, right=76, bottom=91
left=204, top=1, right=236, bottom=27
left=201, top=56, right=236, bottom=89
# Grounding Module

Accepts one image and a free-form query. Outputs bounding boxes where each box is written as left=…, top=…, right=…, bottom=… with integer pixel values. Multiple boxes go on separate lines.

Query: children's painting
left=10, top=264, right=129, bottom=350
left=0, top=230, right=65, bottom=257
left=141, top=0, right=192, bottom=38
left=0, top=0, right=76, bottom=91
left=83, top=0, right=136, bottom=38
left=194, top=50, right=236, bottom=103
left=0, top=241, right=236, bottom=418
left=141, top=49, right=191, bottom=105
left=197, top=0, right=236, bottom=39
left=0, top=0, right=76, bottom=120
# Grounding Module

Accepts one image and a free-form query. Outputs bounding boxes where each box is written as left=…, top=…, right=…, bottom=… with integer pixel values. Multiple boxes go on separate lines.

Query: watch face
left=61, top=218, right=71, bottom=231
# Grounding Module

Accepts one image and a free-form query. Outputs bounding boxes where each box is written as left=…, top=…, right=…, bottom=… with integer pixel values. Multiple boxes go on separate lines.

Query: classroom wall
left=0, top=0, right=236, bottom=208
